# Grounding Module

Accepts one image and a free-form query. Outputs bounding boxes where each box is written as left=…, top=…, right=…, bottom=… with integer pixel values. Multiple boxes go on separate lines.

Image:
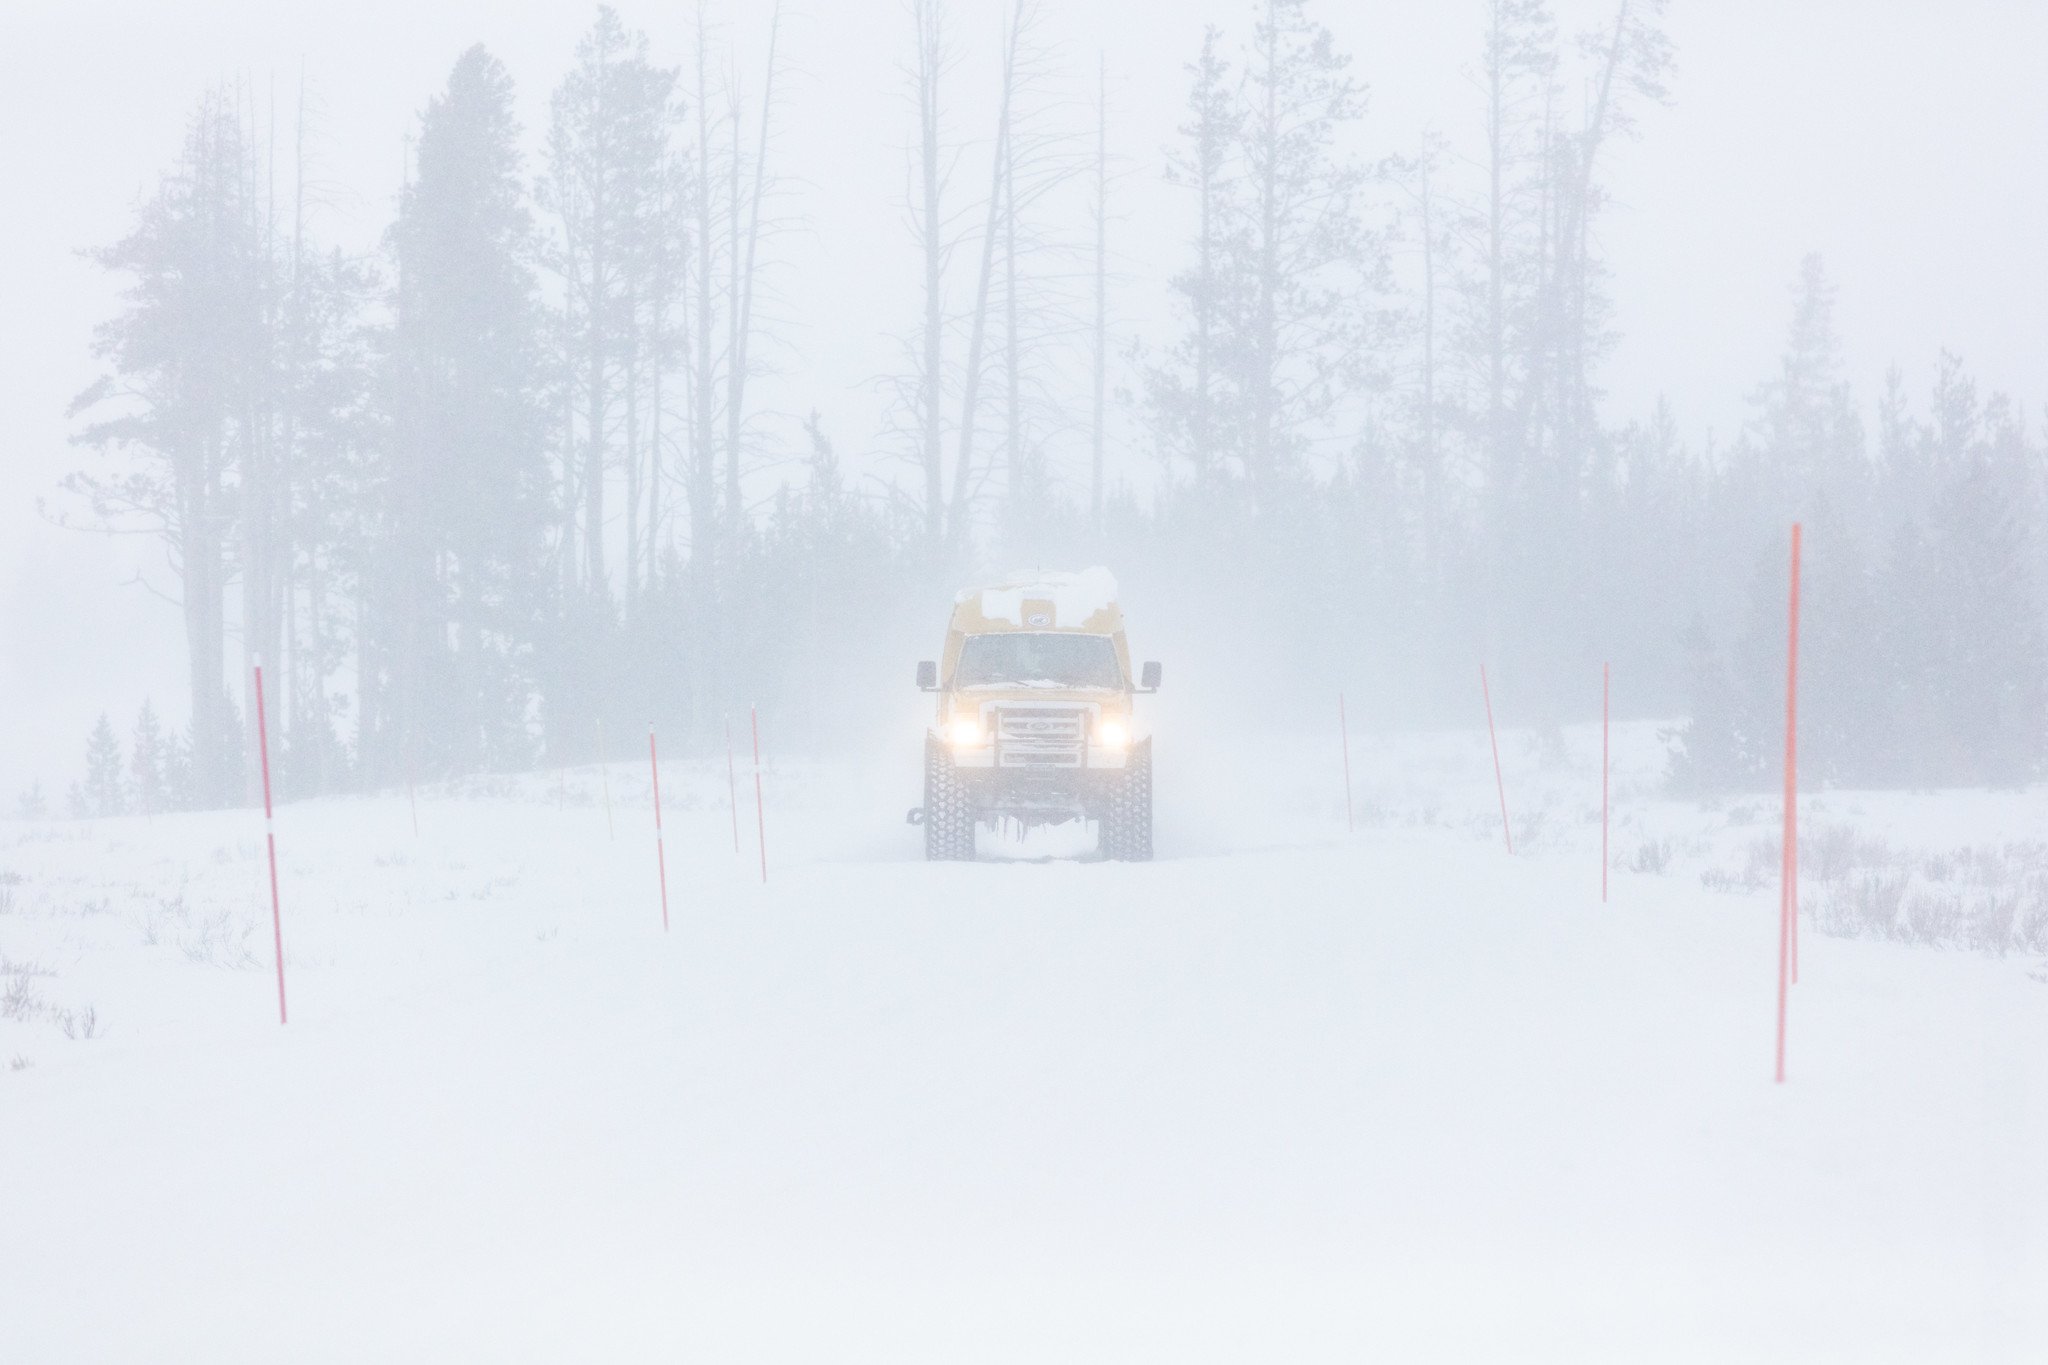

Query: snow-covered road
left=3, top=727, right=2044, bottom=1361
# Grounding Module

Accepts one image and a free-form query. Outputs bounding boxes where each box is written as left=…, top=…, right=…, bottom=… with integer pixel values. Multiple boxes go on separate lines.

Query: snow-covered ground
left=2, top=721, right=2044, bottom=1362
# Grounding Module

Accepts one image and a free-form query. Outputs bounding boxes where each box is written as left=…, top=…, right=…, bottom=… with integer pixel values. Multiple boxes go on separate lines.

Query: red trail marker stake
left=726, top=717, right=741, bottom=854
left=1602, top=662, right=1610, bottom=904
left=1481, top=664, right=1513, bottom=855
left=1339, top=693, right=1355, bottom=834
left=1786, top=527, right=1802, bottom=987
left=751, top=705, right=768, bottom=884
left=252, top=659, right=288, bottom=1025
left=649, top=725, right=670, bottom=933
left=1776, top=523, right=1802, bottom=1083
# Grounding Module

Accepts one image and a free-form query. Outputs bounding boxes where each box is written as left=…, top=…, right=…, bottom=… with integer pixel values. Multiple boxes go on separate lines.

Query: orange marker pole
left=1481, top=664, right=1512, bottom=855
left=253, top=659, right=288, bottom=1025
left=650, top=725, right=670, bottom=933
left=1777, top=523, right=1802, bottom=1082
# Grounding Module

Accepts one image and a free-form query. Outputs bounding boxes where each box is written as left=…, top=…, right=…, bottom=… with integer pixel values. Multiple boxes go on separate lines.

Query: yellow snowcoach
left=911, top=568, right=1160, bottom=861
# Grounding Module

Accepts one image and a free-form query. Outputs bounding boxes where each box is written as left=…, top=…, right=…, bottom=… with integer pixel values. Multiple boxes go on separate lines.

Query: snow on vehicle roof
left=956, top=567, right=1119, bottom=629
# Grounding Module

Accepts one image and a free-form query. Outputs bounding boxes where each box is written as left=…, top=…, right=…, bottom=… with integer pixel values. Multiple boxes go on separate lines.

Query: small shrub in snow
left=55, top=1005, right=100, bottom=1041
left=0, top=870, right=21, bottom=913
left=1804, top=823, right=1890, bottom=885
left=7, top=1054, right=28, bottom=1072
left=178, top=910, right=259, bottom=970
left=1901, top=888, right=1965, bottom=946
left=1625, top=839, right=1674, bottom=875
left=1, top=974, right=43, bottom=1022
left=139, top=893, right=191, bottom=949
left=1811, top=842, right=2048, bottom=956
left=1702, top=836, right=1779, bottom=893
left=1814, top=870, right=1910, bottom=941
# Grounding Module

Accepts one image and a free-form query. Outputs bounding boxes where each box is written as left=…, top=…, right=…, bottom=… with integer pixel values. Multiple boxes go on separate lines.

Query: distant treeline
left=43, top=0, right=2044, bottom=816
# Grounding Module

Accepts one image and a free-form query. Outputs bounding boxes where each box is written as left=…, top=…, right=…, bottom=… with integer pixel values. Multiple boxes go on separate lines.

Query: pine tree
left=280, top=241, right=377, bottom=800
left=1799, top=499, right=1885, bottom=787
left=131, top=701, right=167, bottom=817
left=1148, top=0, right=1385, bottom=503
left=82, top=715, right=127, bottom=818
left=542, top=9, right=679, bottom=606
left=1233, top=0, right=1383, bottom=499
left=1681, top=259, right=1873, bottom=790
left=1746, top=255, right=1864, bottom=508
left=374, top=45, right=554, bottom=779
left=69, top=90, right=268, bottom=808
left=16, top=782, right=48, bottom=820
left=1471, top=0, right=1555, bottom=496
left=905, top=0, right=951, bottom=553
left=1147, top=26, right=1245, bottom=482
left=1668, top=613, right=1748, bottom=793
left=163, top=726, right=198, bottom=811
left=1921, top=366, right=2044, bottom=784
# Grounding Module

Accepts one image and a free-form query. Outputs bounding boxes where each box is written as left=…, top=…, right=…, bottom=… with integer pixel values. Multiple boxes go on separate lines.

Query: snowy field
left=2, top=720, right=2045, bottom=1362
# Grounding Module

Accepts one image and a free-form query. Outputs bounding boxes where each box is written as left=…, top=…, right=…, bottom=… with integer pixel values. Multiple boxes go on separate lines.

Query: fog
left=6, top=0, right=2048, bottom=803
left=7, top=4, right=2048, bottom=1354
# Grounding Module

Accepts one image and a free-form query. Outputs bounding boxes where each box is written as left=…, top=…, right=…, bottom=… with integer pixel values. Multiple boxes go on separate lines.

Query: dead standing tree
left=896, top=0, right=1035, bottom=561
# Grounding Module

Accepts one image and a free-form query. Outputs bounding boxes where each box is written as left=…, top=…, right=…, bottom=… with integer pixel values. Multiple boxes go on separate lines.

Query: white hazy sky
left=3, top=0, right=2045, bottom=795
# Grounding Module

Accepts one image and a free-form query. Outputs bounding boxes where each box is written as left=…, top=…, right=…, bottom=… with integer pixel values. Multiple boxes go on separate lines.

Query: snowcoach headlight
left=1096, top=718, right=1129, bottom=750
left=948, top=714, right=985, bottom=746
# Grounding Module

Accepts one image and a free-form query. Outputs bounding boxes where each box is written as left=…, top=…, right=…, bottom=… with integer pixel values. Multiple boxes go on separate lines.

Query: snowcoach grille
left=994, top=708, right=1087, bottom=768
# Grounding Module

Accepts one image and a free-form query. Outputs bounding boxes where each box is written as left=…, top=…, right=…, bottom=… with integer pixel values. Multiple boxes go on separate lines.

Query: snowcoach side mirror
left=1139, top=661, right=1162, bottom=692
left=916, top=660, right=938, bottom=691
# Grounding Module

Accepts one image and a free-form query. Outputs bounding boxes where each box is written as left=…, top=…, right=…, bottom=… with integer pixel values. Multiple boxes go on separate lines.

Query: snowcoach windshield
left=954, top=632, right=1122, bottom=689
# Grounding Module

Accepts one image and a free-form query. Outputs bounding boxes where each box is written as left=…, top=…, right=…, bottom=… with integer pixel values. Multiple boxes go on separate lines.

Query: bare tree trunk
left=723, top=93, right=743, bottom=543
left=184, top=448, right=231, bottom=805
left=1250, top=0, right=1280, bottom=500
left=1419, top=161, right=1440, bottom=572
left=726, top=6, right=780, bottom=556
left=648, top=286, right=665, bottom=594
left=1002, top=93, right=1020, bottom=522
left=583, top=35, right=614, bottom=601
left=584, top=256, right=607, bottom=598
left=1090, top=54, right=1107, bottom=531
left=692, top=4, right=717, bottom=575
left=243, top=83, right=290, bottom=799
left=285, top=74, right=321, bottom=783
left=1486, top=2, right=1507, bottom=478
left=944, top=0, right=1020, bottom=547
left=558, top=356, right=579, bottom=606
left=913, top=0, right=946, bottom=551
left=625, top=280, right=642, bottom=607
left=1558, top=0, right=1635, bottom=474
left=1194, top=31, right=1220, bottom=473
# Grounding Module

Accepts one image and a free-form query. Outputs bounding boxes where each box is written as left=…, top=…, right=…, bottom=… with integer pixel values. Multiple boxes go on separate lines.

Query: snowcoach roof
left=948, top=567, right=1123, bottom=636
